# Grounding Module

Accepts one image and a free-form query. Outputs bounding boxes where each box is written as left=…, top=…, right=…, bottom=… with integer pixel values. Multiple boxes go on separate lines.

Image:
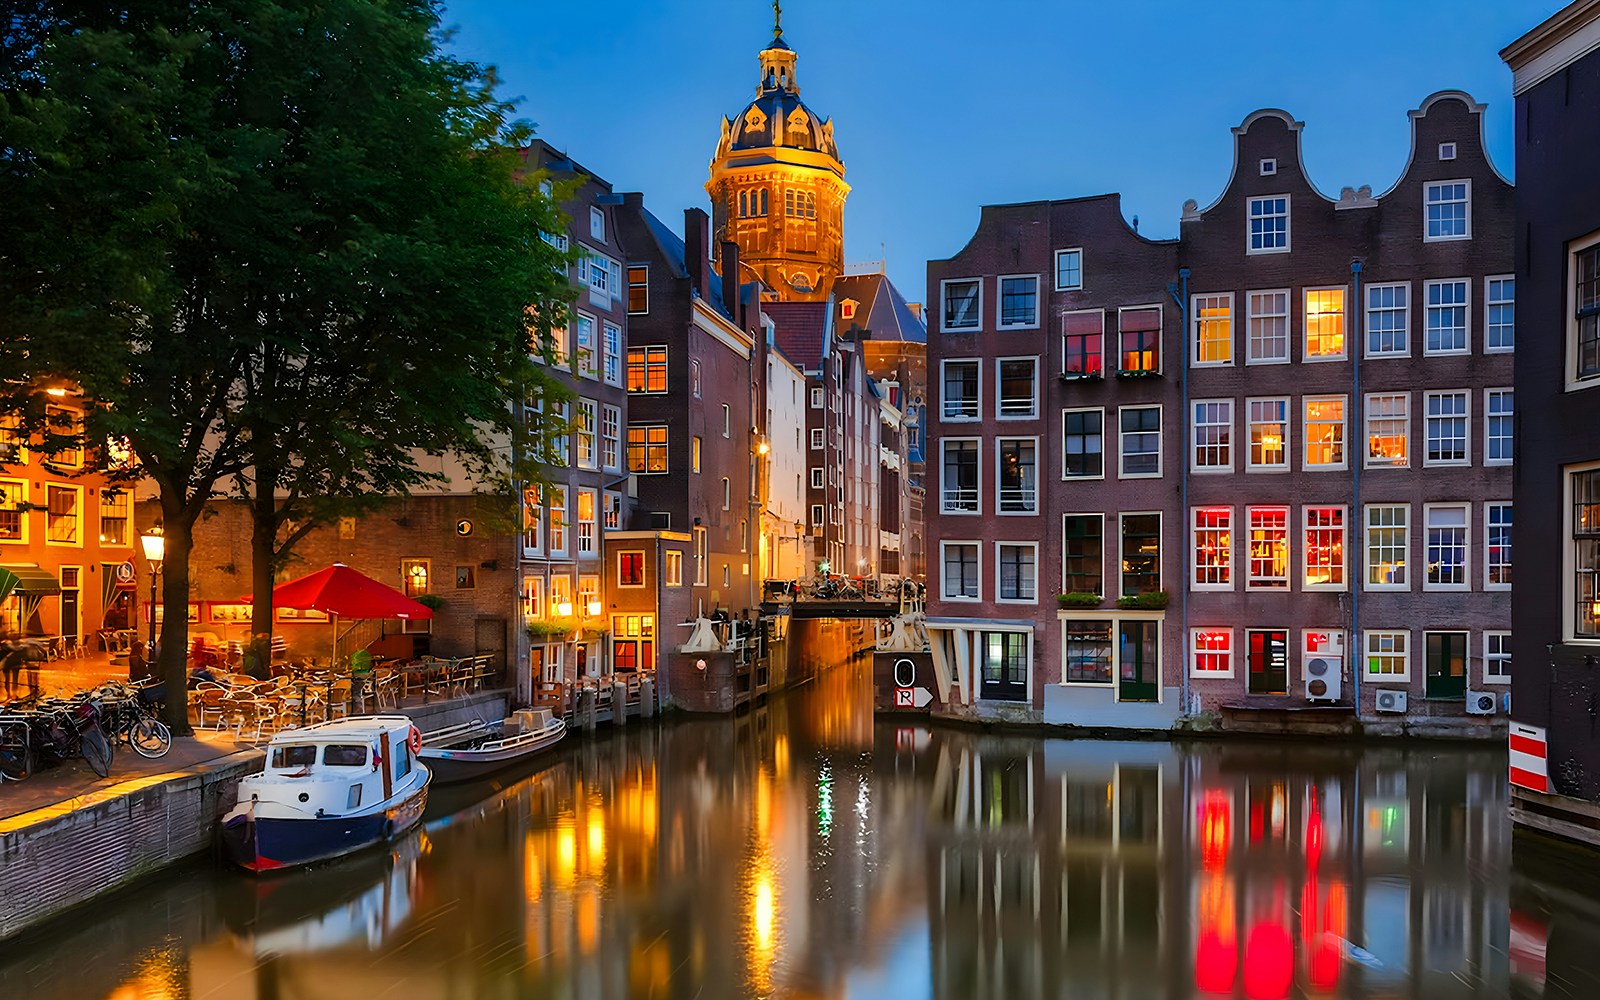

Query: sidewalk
left=0, top=729, right=239, bottom=821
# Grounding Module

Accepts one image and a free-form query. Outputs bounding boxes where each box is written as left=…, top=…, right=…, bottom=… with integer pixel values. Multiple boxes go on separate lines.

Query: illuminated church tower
left=707, top=4, right=848, bottom=302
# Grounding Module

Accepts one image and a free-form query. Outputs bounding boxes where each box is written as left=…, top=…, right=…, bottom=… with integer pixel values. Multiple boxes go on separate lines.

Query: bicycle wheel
left=80, top=726, right=112, bottom=778
left=129, top=718, right=172, bottom=758
left=0, top=739, right=31, bottom=781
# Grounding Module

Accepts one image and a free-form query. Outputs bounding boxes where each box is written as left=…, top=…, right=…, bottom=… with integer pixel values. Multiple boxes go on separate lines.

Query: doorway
left=1117, top=621, right=1158, bottom=702
left=1247, top=629, right=1289, bottom=695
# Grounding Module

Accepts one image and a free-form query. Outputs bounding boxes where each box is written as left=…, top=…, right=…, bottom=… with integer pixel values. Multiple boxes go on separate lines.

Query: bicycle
left=0, top=712, right=33, bottom=781
left=28, top=696, right=113, bottom=778
left=96, top=681, right=172, bottom=759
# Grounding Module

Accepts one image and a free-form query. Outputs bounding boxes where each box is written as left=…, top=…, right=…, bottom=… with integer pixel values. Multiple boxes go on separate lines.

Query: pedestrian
left=1, top=634, right=24, bottom=701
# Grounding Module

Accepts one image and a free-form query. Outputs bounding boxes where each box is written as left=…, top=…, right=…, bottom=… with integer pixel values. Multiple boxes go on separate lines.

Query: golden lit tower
left=707, top=3, right=848, bottom=302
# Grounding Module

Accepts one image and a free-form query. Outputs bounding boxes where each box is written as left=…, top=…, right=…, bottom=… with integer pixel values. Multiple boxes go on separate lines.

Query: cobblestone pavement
left=0, top=729, right=242, bottom=821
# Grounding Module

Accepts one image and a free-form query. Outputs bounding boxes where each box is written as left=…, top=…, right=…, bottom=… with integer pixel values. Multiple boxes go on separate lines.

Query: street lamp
left=140, top=526, right=165, bottom=654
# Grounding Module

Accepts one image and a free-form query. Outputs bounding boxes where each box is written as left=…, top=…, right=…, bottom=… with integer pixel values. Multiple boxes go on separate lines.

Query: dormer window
left=840, top=298, right=858, bottom=321
left=1259, top=158, right=1277, bottom=176
left=744, top=107, right=767, bottom=133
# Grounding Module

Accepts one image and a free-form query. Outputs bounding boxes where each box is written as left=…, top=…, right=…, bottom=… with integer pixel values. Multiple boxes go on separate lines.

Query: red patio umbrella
left=247, top=563, right=432, bottom=665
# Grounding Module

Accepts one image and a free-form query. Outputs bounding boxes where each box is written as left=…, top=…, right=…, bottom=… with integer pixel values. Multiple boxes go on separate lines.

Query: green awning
left=0, top=566, right=62, bottom=600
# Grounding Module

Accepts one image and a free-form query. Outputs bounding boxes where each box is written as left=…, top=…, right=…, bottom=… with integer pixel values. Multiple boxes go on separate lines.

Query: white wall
left=764, top=348, right=808, bottom=580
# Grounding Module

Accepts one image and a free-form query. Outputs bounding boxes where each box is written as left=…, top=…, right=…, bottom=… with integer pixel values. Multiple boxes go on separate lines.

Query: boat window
left=395, top=738, right=411, bottom=780
left=324, top=744, right=368, bottom=767
left=271, top=745, right=318, bottom=769
left=347, top=783, right=363, bottom=809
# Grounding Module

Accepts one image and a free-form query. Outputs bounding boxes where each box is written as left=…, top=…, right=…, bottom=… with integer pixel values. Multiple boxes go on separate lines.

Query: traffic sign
left=894, top=687, right=932, bottom=709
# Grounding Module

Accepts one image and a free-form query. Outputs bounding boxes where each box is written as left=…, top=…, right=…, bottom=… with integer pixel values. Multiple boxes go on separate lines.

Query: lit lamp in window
left=586, top=600, right=603, bottom=618
left=140, top=527, right=165, bottom=654
left=406, top=562, right=428, bottom=595
left=556, top=600, right=574, bottom=617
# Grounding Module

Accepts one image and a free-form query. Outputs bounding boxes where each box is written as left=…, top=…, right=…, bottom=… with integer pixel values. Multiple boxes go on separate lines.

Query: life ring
left=409, top=727, right=422, bottom=755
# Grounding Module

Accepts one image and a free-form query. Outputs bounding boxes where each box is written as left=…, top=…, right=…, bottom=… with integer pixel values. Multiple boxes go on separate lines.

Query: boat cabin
left=241, top=716, right=423, bottom=821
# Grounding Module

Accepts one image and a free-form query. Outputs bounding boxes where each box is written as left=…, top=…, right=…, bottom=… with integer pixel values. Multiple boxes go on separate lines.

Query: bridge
left=766, top=598, right=900, bottom=620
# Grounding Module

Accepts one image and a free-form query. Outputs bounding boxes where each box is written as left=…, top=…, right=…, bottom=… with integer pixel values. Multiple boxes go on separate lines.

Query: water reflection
left=4, top=654, right=1598, bottom=998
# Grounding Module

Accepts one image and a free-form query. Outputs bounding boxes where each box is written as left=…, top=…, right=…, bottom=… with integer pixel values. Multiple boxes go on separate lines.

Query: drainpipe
left=1350, top=259, right=1364, bottom=714
left=1168, top=267, right=1192, bottom=716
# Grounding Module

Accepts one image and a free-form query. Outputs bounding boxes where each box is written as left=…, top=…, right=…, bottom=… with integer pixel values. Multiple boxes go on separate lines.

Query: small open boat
left=418, top=708, right=566, bottom=784
left=220, top=716, right=430, bottom=873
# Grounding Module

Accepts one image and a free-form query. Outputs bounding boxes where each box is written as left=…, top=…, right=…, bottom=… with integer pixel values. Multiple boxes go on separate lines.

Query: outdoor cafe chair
left=193, top=688, right=228, bottom=730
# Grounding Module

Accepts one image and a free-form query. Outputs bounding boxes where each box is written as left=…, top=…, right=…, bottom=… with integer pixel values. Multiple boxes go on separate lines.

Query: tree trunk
left=249, top=466, right=279, bottom=680
left=158, top=507, right=195, bottom=736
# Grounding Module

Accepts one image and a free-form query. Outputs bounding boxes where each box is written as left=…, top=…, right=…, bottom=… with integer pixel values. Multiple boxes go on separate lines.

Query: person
left=1, top=634, right=25, bottom=701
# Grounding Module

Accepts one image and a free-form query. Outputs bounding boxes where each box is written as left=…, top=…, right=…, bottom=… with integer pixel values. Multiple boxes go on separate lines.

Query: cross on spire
left=772, top=0, right=783, bottom=43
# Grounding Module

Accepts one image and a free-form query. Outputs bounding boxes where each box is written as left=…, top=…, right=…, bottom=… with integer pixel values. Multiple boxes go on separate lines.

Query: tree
left=0, top=0, right=569, bottom=728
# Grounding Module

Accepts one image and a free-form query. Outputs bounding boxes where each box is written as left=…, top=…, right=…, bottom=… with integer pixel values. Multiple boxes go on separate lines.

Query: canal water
left=3, top=653, right=1596, bottom=999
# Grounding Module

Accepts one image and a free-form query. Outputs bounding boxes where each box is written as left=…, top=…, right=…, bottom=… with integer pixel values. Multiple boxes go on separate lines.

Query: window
left=997, top=543, right=1037, bottom=602
left=1192, top=400, right=1233, bottom=472
left=1365, top=630, right=1409, bottom=681
left=665, top=550, right=683, bottom=587
left=1062, top=515, right=1102, bottom=595
left=1575, top=242, right=1600, bottom=382
left=941, top=278, right=981, bottom=332
left=1484, top=632, right=1511, bottom=683
left=0, top=478, right=26, bottom=542
left=1303, top=288, right=1346, bottom=359
left=547, top=487, right=567, bottom=556
left=550, top=399, right=569, bottom=464
left=521, top=488, right=542, bottom=553
left=1365, top=393, right=1409, bottom=468
left=997, top=358, right=1038, bottom=418
left=810, top=467, right=824, bottom=489
left=1248, top=195, right=1289, bottom=253
left=601, top=404, right=621, bottom=470
left=1062, top=409, right=1104, bottom=479
left=1303, top=506, right=1346, bottom=590
left=1192, top=629, right=1234, bottom=678
left=576, top=489, right=597, bottom=554
left=1055, top=249, right=1083, bottom=290
left=627, top=346, right=668, bottom=393
left=582, top=252, right=621, bottom=308
left=612, top=614, right=654, bottom=672
left=1439, top=142, right=1457, bottom=161
left=590, top=206, right=605, bottom=241
left=693, top=526, right=707, bottom=586
left=810, top=428, right=823, bottom=449
left=98, top=491, right=128, bottom=546
left=721, top=477, right=730, bottom=511
left=45, top=484, right=79, bottom=544
left=1062, top=310, right=1104, bottom=378
left=1365, top=504, right=1409, bottom=589
left=721, top=403, right=730, bottom=438
left=1248, top=507, right=1289, bottom=590
left=1486, top=277, right=1514, bottom=353
left=1366, top=283, right=1410, bottom=357
left=1120, top=513, right=1161, bottom=595
left=627, top=265, right=648, bottom=314
left=1192, top=507, right=1232, bottom=589
left=1247, top=290, right=1290, bottom=363
left=942, top=541, right=979, bottom=600
left=941, top=439, right=979, bottom=513
left=1424, top=390, right=1469, bottom=466
left=810, top=503, right=823, bottom=527
left=1485, top=389, right=1513, bottom=466
left=1193, top=293, right=1232, bottom=366
left=43, top=405, right=82, bottom=468
left=1303, top=396, right=1346, bottom=470
left=574, top=313, right=597, bottom=378
left=1259, top=158, right=1277, bottom=175
left=1424, top=632, right=1468, bottom=699
left=1118, top=307, right=1160, bottom=374
left=1118, top=406, right=1161, bottom=478
left=603, top=490, right=621, bottom=530
left=0, top=416, right=23, bottom=464
left=575, top=399, right=597, bottom=469
left=998, top=275, right=1039, bottom=329
left=692, top=435, right=701, bottom=473
left=1486, top=502, right=1512, bottom=589
left=602, top=322, right=623, bottom=386
left=997, top=439, right=1037, bottom=514
left=1424, top=503, right=1469, bottom=589
left=810, top=387, right=823, bottom=409
left=1425, top=279, right=1469, bottom=355
left=617, top=551, right=645, bottom=587
left=1247, top=398, right=1289, bottom=471
left=941, top=360, right=980, bottom=420
left=626, top=424, right=668, bottom=473
left=691, top=360, right=701, bottom=399
left=1063, top=621, right=1113, bottom=684
left=1424, top=180, right=1470, bottom=241
left=1575, top=468, right=1600, bottom=637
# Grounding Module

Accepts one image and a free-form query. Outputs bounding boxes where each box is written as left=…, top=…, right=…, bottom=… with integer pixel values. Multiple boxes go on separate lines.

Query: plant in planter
left=1115, top=591, right=1170, bottom=610
left=1057, top=591, right=1104, bottom=608
left=413, top=593, right=446, bottom=611
left=527, top=617, right=579, bottom=639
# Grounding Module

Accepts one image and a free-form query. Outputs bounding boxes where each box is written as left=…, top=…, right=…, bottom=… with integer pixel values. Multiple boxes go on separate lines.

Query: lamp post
left=140, top=527, right=165, bottom=656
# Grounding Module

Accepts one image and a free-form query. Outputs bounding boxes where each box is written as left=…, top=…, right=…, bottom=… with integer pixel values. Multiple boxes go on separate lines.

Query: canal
left=2, top=652, right=1596, bottom=999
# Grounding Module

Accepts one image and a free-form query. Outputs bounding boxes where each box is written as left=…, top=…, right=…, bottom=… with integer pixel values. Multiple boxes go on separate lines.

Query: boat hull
left=419, top=727, right=565, bottom=785
left=222, top=774, right=430, bottom=874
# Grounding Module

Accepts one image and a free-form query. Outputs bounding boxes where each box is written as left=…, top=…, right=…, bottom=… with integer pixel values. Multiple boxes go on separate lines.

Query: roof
left=765, top=301, right=830, bottom=368
left=833, top=273, right=926, bottom=344
left=727, top=91, right=838, bottom=158
left=633, top=206, right=750, bottom=325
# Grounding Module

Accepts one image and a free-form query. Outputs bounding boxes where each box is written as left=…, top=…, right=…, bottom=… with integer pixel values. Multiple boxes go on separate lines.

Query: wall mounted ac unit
left=1375, top=689, right=1408, bottom=714
left=1302, top=630, right=1345, bottom=703
left=1466, top=690, right=1498, bottom=715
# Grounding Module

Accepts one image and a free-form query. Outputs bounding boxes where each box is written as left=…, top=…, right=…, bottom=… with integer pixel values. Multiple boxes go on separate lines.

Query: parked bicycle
left=0, top=712, right=32, bottom=781
left=94, top=680, right=172, bottom=759
left=24, top=696, right=113, bottom=778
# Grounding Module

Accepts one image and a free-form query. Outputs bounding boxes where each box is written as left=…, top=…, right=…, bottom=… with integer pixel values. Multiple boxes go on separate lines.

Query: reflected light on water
left=523, top=833, right=542, bottom=902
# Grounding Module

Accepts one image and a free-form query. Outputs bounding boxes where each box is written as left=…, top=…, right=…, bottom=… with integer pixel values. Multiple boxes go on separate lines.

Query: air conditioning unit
left=1375, top=689, right=1408, bottom=714
left=1302, top=630, right=1345, bottom=703
left=1466, top=690, right=1498, bottom=715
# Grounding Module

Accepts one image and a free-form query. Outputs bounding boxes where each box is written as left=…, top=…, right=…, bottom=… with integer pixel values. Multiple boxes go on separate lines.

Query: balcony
left=998, top=488, right=1037, bottom=515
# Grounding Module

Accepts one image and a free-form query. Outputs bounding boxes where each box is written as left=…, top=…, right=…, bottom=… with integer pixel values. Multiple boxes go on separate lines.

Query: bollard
left=640, top=678, right=655, bottom=718
left=579, top=687, right=597, bottom=733
left=613, top=681, right=628, bottom=726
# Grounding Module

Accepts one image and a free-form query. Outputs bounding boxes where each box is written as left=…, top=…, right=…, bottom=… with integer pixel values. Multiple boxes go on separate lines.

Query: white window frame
left=1247, top=506, right=1290, bottom=591
left=995, top=541, right=1039, bottom=604
left=576, top=488, right=597, bottom=555
left=1191, top=292, right=1234, bottom=367
left=1364, top=392, right=1410, bottom=469
left=1246, top=396, right=1290, bottom=473
left=1364, top=281, right=1411, bottom=358
left=1118, top=512, right=1163, bottom=597
left=1485, top=275, right=1515, bottom=354
left=1302, top=286, right=1348, bottom=362
left=1423, top=179, right=1471, bottom=243
left=1259, top=158, right=1277, bottom=176
left=693, top=526, right=708, bottom=586
left=1302, top=504, right=1347, bottom=592
left=1423, top=502, right=1470, bottom=592
left=1302, top=394, right=1347, bottom=471
left=601, top=403, right=622, bottom=471
left=1424, top=278, right=1471, bottom=356
left=1055, top=248, right=1083, bottom=291
left=43, top=482, right=82, bottom=547
left=1423, top=390, right=1471, bottom=468
left=1191, top=398, right=1234, bottom=473
left=1117, top=404, right=1162, bottom=480
left=810, top=467, right=824, bottom=489
left=810, top=387, right=823, bottom=408
left=1190, top=627, right=1235, bottom=679
left=575, top=398, right=598, bottom=470
left=722, top=403, right=731, bottom=438
left=1247, top=194, right=1290, bottom=254
left=810, top=428, right=824, bottom=449
left=940, top=540, right=981, bottom=602
left=1061, top=407, right=1105, bottom=481
left=547, top=485, right=568, bottom=558
left=590, top=206, right=606, bottom=241
left=692, top=435, right=701, bottom=474
left=521, top=488, right=543, bottom=556
left=1364, top=630, right=1411, bottom=683
left=940, top=277, right=983, bottom=334
left=1483, top=631, right=1511, bottom=685
left=1567, top=230, right=1600, bottom=391
left=1191, top=506, right=1234, bottom=591
left=721, top=477, right=731, bottom=511
left=940, top=437, right=981, bottom=515
left=1485, top=388, right=1513, bottom=467
left=1438, top=142, right=1457, bottom=161
left=810, top=503, right=823, bottom=527
left=995, top=356, right=1039, bottom=420
left=940, top=358, right=981, bottom=422
left=1485, top=501, right=1512, bottom=592
left=602, top=322, right=623, bottom=386
left=665, top=550, right=683, bottom=587
left=1060, top=512, right=1104, bottom=596
left=996, top=274, right=1040, bottom=331
left=995, top=436, right=1039, bottom=516
left=1246, top=289, right=1291, bottom=364
left=1364, top=503, right=1410, bottom=592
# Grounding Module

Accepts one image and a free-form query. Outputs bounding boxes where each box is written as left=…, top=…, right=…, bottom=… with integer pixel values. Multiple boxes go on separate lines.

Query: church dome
left=727, top=88, right=838, bottom=158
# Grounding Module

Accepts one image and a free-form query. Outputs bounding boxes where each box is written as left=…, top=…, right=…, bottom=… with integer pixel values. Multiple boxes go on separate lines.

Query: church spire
left=772, top=0, right=784, bottom=46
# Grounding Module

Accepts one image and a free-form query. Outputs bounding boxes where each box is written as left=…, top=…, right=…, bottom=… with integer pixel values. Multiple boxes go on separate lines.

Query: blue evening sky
left=440, top=0, right=1559, bottom=302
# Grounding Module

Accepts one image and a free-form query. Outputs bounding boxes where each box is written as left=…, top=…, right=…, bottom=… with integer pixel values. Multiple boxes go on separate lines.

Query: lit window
left=627, top=265, right=648, bottom=314
left=998, top=275, right=1039, bottom=329
left=997, top=543, right=1037, bottom=602
left=1247, top=290, right=1290, bottom=363
left=603, top=491, right=621, bottom=530
left=1425, top=279, right=1470, bottom=355
left=1247, top=507, right=1289, bottom=590
left=617, top=551, right=645, bottom=587
left=1192, top=507, right=1233, bottom=589
left=1485, top=389, right=1513, bottom=466
left=1484, top=632, right=1511, bottom=683
left=575, top=399, right=597, bottom=470
left=1486, top=277, right=1514, bottom=353
left=1193, top=293, right=1232, bottom=366
left=1118, top=406, right=1161, bottom=478
left=1424, top=390, right=1469, bottom=466
left=45, top=484, right=79, bottom=544
left=1424, top=503, right=1469, bottom=589
left=997, top=439, right=1037, bottom=514
left=1055, top=249, right=1083, bottom=291
left=1120, top=513, right=1161, bottom=596
left=665, top=551, right=683, bottom=587
left=1303, top=506, right=1346, bottom=590
left=1191, top=629, right=1233, bottom=677
left=1365, top=504, right=1409, bottom=590
left=626, top=345, right=668, bottom=393
left=576, top=489, right=597, bottom=554
left=610, top=614, right=655, bottom=671
left=1063, top=621, right=1113, bottom=685
left=1247, top=195, right=1289, bottom=253
left=1303, top=396, right=1346, bottom=469
left=1192, top=400, right=1233, bottom=472
left=941, top=439, right=979, bottom=513
left=997, top=358, right=1037, bottom=418
left=1247, top=398, right=1289, bottom=471
left=942, top=360, right=980, bottom=420
left=1364, top=393, right=1409, bottom=468
left=626, top=424, right=669, bottom=474
left=691, top=435, right=701, bottom=473
left=1366, top=283, right=1410, bottom=357
left=547, top=488, right=567, bottom=555
left=941, top=279, right=981, bottom=332
left=1062, top=311, right=1104, bottom=377
left=1062, top=515, right=1102, bottom=595
left=0, top=478, right=27, bottom=542
left=1365, top=630, right=1409, bottom=680
left=521, top=488, right=542, bottom=553
left=1486, top=502, right=1512, bottom=590
left=1423, top=180, right=1470, bottom=241
left=98, top=491, right=129, bottom=546
left=1062, top=409, right=1104, bottom=479
left=1118, top=307, right=1160, bottom=374
left=942, top=542, right=980, bottom=600
left=1303, top=288, right=1346, bottom=359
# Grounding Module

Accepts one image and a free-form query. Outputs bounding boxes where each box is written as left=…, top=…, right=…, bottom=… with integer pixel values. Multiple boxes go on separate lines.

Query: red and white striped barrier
left=1509, top=722, right=1550, bottom=793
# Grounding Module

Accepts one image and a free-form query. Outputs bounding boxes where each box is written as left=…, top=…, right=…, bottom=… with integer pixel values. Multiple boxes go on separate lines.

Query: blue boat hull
left=221, top=775, right=430, bottom=873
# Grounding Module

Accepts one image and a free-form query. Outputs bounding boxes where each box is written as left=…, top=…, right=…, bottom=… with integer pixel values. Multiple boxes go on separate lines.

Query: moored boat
left=417, top=708, right=566, bottom=784
left=220, top=716, right=430, bottom=873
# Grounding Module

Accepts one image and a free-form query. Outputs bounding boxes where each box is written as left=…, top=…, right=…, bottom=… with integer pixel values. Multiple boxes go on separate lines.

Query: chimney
left=720, top=240, right=742, bottom=329
left=684, top=208, right=710, bottom=301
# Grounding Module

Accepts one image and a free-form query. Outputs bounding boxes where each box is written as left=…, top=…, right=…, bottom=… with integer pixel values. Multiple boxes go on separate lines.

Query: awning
left=0, top=566, right=63, bottom=602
